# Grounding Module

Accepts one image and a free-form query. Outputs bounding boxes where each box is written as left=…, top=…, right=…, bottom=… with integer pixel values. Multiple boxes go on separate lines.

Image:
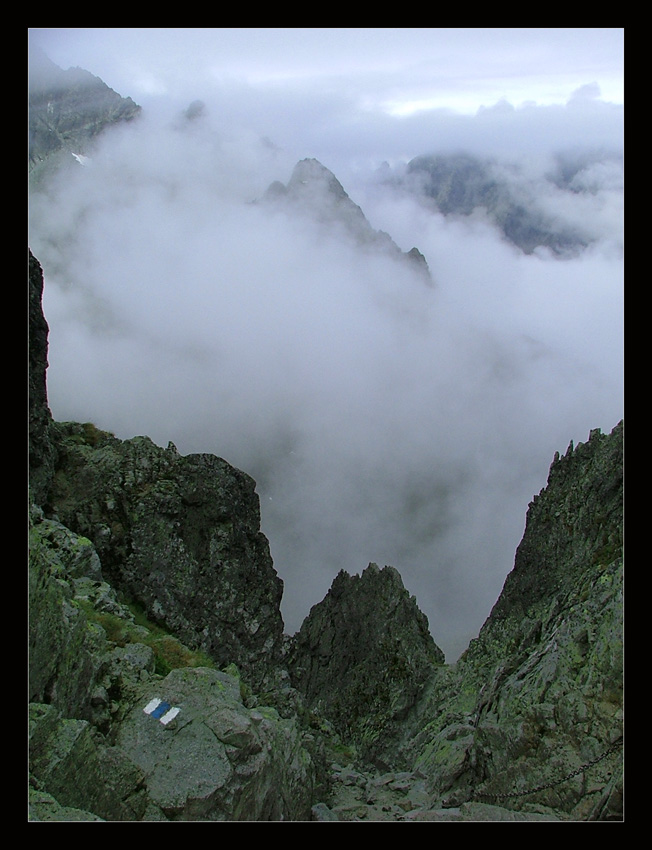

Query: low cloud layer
left=28, top=97, right=623, bottom=661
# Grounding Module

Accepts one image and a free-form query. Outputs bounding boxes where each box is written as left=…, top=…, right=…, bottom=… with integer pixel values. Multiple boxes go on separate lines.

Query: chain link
left=472, top=736, right=623, bottom=802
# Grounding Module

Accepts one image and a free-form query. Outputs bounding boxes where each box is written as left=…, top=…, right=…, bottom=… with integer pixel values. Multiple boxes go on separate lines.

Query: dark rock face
left=289, top=563, right=445, bottom=762
left=45, top=426, right=285, bottom=688
left=28, top=250, right=57, bottom=506
left=488, top=424, right=623, bottom=626
left=28, top=513, right=107, bottom=718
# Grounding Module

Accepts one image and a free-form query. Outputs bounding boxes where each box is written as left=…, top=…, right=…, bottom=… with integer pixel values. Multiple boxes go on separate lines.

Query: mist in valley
left=28, top=29, right=624, bottom=660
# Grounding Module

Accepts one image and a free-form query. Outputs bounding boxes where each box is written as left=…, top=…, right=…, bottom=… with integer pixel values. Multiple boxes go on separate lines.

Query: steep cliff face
left=45, top=424, right=285, bottom=687
left=28, top=251, right=57, bottom=505
left=395, top=423, right=624, bottom=820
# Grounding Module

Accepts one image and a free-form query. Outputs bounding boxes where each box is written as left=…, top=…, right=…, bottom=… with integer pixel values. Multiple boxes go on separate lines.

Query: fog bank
left=28, top=98, right=623, bottom=661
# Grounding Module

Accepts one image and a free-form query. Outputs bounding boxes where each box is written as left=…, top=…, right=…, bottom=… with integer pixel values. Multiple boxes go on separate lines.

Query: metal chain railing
left=471, top=736, right=623, bottom=803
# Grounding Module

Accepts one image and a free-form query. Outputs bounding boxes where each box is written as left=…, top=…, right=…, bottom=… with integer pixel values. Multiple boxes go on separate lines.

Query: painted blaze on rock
left=143, top=698, right=181, bottom=725
left=116, top=667, right=314, bottom=821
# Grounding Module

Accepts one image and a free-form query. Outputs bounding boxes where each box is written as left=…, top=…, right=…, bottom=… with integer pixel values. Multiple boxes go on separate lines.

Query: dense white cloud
left=28, top=29, right=623, bottom=660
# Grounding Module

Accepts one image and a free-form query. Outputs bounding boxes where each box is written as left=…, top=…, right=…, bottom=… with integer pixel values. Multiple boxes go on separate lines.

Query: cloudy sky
left=28, top=28, right=624, bottom=661
left=28, top=28, right=624, bottom=171
left=29, top=27, right=624, bottom=107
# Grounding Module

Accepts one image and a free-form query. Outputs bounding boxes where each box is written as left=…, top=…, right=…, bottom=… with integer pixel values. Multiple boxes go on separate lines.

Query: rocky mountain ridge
left=28, top=52, right=432, bottom=286
left=263, top=157, right=431, bottom=280
left=28, top=247, right=623, bottom=820
left=383, top=152, right=617, bottom=256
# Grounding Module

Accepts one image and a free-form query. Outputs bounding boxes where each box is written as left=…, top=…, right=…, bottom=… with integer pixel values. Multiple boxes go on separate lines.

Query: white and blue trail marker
left=143, top=697, right=180, bottom=725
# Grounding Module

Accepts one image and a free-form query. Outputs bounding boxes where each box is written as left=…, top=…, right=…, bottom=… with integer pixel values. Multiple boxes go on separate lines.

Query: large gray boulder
left=114, top=666, right=314, bottom=821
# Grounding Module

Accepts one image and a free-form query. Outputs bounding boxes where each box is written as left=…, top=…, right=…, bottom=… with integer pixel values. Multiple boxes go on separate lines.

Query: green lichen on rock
left=45, top=425, right=285, bottom=688
left=28, top=513, right=108, bottom=718
left=398, top=423, right=624, bottom=819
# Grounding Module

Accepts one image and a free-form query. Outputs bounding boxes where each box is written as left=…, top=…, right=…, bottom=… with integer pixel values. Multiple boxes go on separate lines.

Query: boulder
left=114, top=666, right=314, bottom=820
left=29, top=703, right=148, bottom=821
left=28, top=512, right=107, bottom=718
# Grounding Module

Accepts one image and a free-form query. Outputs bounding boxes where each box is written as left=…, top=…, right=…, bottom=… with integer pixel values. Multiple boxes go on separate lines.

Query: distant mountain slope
left=264, top=158, right=432, bottom=281
left=389, top=152, right=600, bottom=257
left=28, top=48, right=141, bottom=186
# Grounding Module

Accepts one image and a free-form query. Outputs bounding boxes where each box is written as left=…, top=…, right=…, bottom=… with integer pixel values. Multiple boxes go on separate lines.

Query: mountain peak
left=287, top=157, right=349, bottom=200
left=264, top=158, right=432, bottom=282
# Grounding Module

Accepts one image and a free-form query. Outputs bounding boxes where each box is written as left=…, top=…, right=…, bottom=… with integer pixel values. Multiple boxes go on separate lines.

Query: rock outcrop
left=45, top=423, right=285, bottom=688
left=393, top=423, right=624, bottom=820
left=113, top=666, right=314, bottom=821
left=289, top=563, right=444, bottom=764
left=30, top=665, right=314, bottom=821
left=29, top=488, right=315, bottom=823
left=28, top=251, right=57, bottom=505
